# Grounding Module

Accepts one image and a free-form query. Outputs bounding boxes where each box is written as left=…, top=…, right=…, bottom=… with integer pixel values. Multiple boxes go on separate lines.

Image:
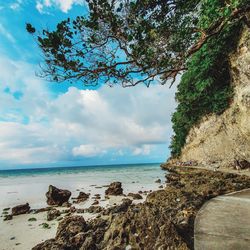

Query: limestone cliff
left=176, top=27, right=250, bottom=168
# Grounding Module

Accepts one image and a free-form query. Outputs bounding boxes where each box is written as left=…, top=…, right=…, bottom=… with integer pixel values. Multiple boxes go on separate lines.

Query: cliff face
left=177, top=27, right=250, bottom=168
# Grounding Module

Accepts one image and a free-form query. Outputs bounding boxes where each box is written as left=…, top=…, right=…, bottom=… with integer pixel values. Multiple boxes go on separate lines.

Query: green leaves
left=26, top=23, right=36, bottom=34
left=170, top=21, right=242, bottom=157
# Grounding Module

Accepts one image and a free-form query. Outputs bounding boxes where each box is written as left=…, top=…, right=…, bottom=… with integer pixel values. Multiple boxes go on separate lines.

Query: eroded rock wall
left=178, top=27, right=250, bottom=168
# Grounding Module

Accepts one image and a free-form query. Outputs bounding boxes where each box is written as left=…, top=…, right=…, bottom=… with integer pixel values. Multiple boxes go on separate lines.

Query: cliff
left=176, top=27, right=250, bottom=168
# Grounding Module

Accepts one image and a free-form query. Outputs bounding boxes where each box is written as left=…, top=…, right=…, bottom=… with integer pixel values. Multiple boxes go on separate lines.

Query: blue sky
left=0, top=0, right=177, bottom=169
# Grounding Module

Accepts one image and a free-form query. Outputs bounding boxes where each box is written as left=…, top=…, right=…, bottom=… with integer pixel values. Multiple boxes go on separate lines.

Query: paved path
left=194, top=189, right=250, bottom=250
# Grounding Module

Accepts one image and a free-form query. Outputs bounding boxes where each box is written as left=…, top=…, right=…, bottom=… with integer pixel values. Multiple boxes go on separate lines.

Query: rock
left=94, top=194, right=101, bottom=199
left=155, top=179, right=161, bottom=183
left=103, top=199, right=132, bottom=215
left=55, top=216, right=87, bottom=247
left=159, top=185, right=163, bottom=188
left=238, top=160, right=250, bottom=170
left=12, top=203, right=30, bottom=215
left=70, top=206, right=76, bottom=213
left=80, top=236, right=96, bottom=250
left=32, top=239, right=63, bottom=250
left=76, top=209, right=85, bottom=214
left=92, top=200, right=99, bottom=205
left=46, top=185, right=71, bottom=206
left=47, top=209, right=61, bottom=221
left=57, top=217, right=63, bottom=221
left=72, top=192, right=90, bottom=203
left=34, top=207, right=53, bottom=214
left=127, top=193, right=143, bottom=200
left=4, top=214, right=13, bottom=221
left=105, top=182, right=123, bottom=196
left=103, top=204, right=188, bottom=250
left=62, top=202, right=72, bottom=207
left=85, top=206, right=103, bottom=214
left=61, top=209, right=70, bottom=214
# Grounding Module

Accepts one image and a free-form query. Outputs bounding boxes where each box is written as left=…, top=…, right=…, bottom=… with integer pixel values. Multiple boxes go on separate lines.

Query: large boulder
left=46, top=185, right=71, bottom=206
left=12, top=203, right=30, bottom=215
left=105, top=182, right=123, bottom=196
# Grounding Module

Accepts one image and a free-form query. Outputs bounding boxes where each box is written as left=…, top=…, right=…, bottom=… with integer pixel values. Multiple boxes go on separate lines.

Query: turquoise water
left=0, top=163, right=166, bottom=209
left=0, top=163, right=161, bottom=177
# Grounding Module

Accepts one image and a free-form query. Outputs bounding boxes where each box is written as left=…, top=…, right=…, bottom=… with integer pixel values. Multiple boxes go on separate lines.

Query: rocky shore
left=30, top=165, right=250, bottom=250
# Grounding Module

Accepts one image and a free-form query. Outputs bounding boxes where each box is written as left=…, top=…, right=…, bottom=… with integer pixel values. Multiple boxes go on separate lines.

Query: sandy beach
left=0, top=164, right=165, bottom=250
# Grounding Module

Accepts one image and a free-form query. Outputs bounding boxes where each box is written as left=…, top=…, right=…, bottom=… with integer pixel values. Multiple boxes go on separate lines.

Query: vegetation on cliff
left=170, top=0, right=249, bottom=156
left=170, top=23, right=243, bottom=157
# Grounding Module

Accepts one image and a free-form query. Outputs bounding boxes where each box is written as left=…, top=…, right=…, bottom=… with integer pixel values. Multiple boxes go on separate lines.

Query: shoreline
left=32, top=165, right=250, bottom=250
left=0, top=164, right=165, bottom=250
left=1, top=164, right=250, bottom=249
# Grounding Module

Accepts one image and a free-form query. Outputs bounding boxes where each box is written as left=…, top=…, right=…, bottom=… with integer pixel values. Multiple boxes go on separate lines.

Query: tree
left=27, top=0, right=250, bottom=87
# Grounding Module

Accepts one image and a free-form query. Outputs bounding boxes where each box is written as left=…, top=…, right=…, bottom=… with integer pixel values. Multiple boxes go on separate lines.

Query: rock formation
left=12, top=203, right=30, bottom=215
left=46, top=185, right=71, bottom=206
left=127, top=193, right=143, bottom=200
left=72, top=192, right=90, bottom=203
left=175, top=27, right=250, bottom=168
left=47, top=209, right=61, bottom=221
left=32, top=166, right=250, bottom=249
left=105, top=182, right=123, bottom=196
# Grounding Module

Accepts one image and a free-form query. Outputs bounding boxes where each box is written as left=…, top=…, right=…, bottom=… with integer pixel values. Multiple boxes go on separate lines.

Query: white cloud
left=36, top=1, right=44, bottom=13
left=0, top=23, right=15, bottom=43
left=132, top=145, right=152, bottom=156
left=0, top=55, right=177, bottom=165
left=36, top=0, right=85, bottom=13
left=9, top=0, right=22, bottom=10
left=72, top=144, right=106, bottom=157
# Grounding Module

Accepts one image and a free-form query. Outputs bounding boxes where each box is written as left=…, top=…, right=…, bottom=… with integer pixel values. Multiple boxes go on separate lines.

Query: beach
left=0, top=163, right=165, bottom=250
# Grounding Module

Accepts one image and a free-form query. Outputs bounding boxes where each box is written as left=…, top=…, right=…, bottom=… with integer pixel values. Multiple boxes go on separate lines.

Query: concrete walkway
left=194, top=189, right=250, bottom=250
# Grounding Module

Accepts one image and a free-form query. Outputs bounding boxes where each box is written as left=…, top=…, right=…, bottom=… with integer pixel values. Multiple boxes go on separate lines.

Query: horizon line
left=0, top=162, right=163, bottom=172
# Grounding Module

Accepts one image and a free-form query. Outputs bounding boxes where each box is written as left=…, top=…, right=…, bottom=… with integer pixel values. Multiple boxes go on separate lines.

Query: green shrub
left=170, top=22, right=243, bottom=157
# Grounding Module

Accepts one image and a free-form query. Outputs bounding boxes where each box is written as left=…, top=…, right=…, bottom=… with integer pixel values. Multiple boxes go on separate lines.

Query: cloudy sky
left=0, top=0, right=177, bottom=169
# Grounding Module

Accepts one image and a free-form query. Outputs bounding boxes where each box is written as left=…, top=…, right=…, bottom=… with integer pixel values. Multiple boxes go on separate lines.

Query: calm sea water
left=0, top=163, right=162, bottom=177
left=0, top=163, right=166, bottom=209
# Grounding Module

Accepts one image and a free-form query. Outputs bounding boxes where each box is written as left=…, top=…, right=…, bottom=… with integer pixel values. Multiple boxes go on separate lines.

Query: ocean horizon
left=0, top=162, right=162, bottom=177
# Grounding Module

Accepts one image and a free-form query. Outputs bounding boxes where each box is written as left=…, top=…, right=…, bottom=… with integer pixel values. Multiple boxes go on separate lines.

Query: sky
left=0, top=0, right=177, bottom=169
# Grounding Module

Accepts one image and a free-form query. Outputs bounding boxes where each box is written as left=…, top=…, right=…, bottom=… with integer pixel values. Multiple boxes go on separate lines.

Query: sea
left=0, top=163, right=166, bottom=210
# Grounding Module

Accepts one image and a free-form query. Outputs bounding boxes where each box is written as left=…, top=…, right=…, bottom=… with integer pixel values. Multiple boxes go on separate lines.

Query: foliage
left=169, top=16, right=244, bottom=157
left=27, top=0, right=249, bottom=157
left=28, top=217, right=37, bottom=221
left=27, top=0, right=249, bottom=87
